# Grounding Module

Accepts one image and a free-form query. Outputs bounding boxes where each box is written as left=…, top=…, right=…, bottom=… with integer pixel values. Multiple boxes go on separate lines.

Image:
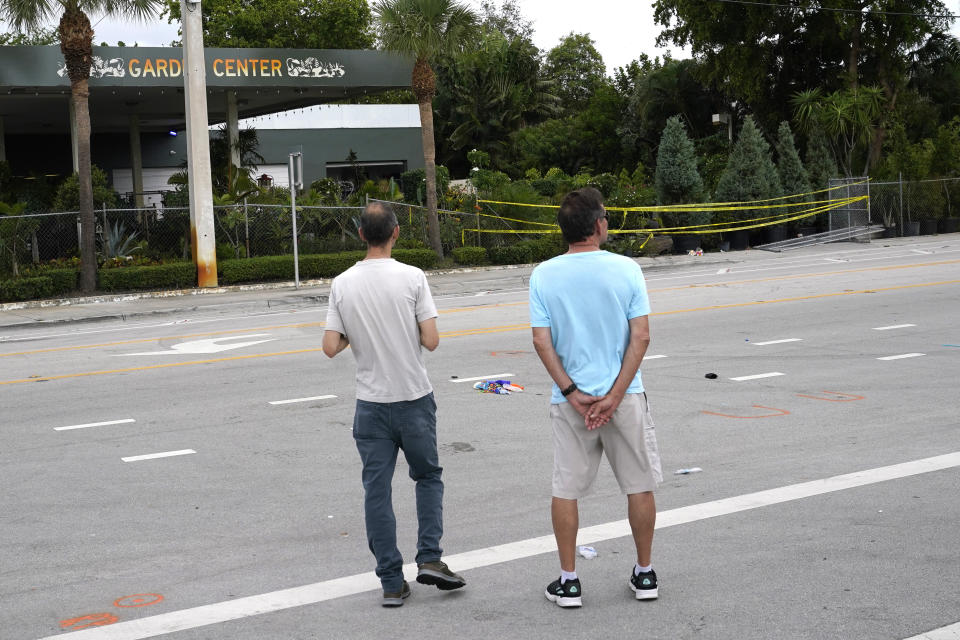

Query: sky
left=70, top=0, right=682, bottom=76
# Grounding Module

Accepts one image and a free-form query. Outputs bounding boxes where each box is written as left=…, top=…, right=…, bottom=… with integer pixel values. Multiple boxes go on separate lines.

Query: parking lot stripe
left=752, top=338, right=803, bottom=346
left=450, top=373, right=515, bottom=383
left=730, top=372, right=785, bottom=381
left=877, top=353, right=926, bottom=361
left=873, top=324, right=917, bottom=331
left=54, top=419, right=135, bottom=431
left=268, top=395, right=337, bottom=405
left=121, top=450, right=196, bottom=463
left=645, top=354, right=668, bottom=359
left=40, top=451, right=960, bottom=640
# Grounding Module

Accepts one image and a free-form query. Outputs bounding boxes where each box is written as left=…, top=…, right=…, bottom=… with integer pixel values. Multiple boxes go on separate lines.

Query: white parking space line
left=450, top=373, right=515, bottom=383
left=644, top=354, right=668, bottom=359
left=54, top=418, right=135, bottom=432
left=902, top=621, right=960, bottom=639
left=268, top=395, right=337, bottom=405
left=730, top=372, right=785, bottom=381
left=877, top=353, right=926, bottom=361
left=121, top=450, right=196, bottom=463
left=41, top=451, right=960, bottom=640
left=873, top=324, right=917, bottom=331
left=752, top=338, right=803, bottom=346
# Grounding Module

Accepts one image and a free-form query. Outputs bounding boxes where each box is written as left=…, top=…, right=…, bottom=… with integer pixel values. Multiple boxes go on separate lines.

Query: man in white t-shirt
left=323, top=202, right=465, bottom=607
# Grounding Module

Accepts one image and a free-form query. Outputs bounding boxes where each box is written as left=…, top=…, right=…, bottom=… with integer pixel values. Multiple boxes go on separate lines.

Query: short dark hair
left=557, top=187, right=605, bottom=243
left=360, top=202, right=398, bottom=247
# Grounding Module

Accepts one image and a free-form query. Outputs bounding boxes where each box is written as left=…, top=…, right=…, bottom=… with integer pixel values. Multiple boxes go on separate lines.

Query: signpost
left=288, top=152, right=304, bottom=288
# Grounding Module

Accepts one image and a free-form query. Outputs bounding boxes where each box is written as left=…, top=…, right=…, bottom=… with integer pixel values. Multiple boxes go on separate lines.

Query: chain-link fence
left=869, top=176, right=960, bottom=236
left=1, top=203, right=389, bottom=278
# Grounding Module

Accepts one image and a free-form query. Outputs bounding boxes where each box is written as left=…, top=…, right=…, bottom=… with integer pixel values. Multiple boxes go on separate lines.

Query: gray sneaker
left=416, top=560, right=466, bottom=590
left=382, top=580, right=411, bottom=607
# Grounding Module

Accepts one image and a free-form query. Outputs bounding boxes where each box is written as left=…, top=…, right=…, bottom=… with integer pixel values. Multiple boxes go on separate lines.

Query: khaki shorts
left=551, top=393, right=662, bottom=499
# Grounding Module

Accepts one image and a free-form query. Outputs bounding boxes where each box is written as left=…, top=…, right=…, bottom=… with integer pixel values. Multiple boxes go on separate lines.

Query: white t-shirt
left=325, top=258, right=438, bottom=403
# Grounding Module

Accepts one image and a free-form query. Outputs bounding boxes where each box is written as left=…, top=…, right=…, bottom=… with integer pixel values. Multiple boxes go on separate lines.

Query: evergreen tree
left=775, top=121, right=811, bottom=199
left=805, top=123, right=839, bottom=193
left=715, top=116, right=782, bottom=221
left=655, top=116, right=706, bottom=228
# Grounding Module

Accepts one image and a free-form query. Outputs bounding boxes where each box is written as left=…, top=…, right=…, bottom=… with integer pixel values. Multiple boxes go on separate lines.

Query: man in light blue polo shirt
left=530, top=187, right=663, bottom=608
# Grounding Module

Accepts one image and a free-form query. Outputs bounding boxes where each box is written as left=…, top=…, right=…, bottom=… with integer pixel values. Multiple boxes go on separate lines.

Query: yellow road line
left=0, top=322, right=325, bottom=358
left=3, top=278, right=958, bottom=386
left=6, top=259, right=955, bottom=358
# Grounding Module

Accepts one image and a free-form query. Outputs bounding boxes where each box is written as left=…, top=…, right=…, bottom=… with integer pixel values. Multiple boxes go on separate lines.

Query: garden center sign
left=0, top=46, right=412, bottom=134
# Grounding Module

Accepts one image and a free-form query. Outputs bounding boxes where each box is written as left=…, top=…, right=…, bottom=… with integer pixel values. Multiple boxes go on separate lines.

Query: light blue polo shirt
left=529, top=250, right=651, bottom=403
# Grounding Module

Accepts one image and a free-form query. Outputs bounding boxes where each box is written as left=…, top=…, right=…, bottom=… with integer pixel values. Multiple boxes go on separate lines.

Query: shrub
left=392, top=249, right=439, bottom=271
left=220, top=250, right=438, bottom=285
left=0, top=276, right=54, bottom=302
left=452, top=246, right=488, bottom=266
left=98, top=262, right=197, bottom=291
left=488, top=243, right=533, bottom=265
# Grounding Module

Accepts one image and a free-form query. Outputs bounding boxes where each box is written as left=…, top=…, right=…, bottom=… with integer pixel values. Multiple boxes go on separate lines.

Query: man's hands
left=568, top=389, right=622, bottom=430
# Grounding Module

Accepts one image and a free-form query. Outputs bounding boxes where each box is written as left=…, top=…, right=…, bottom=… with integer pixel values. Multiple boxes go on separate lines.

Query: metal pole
left=289, top=152, right=303, bottom=288
left=899, top=172, right=904, bottom=233
left=243, top=197, right=250, bottom=258
left=181, top=0, right=218, bottom=287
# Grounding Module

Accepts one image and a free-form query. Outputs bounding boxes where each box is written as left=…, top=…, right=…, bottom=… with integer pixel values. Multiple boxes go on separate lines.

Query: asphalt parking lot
left=2, top=236, right=959, bottom=640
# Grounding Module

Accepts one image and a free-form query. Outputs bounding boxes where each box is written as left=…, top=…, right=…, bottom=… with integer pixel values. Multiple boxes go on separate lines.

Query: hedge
left=0, top=270, right=79, bottom=302
left=489, top=243, right=533, bottom=265
left=1, top=249, right=443, bottom=300
left=98, top=262, right=197, bottom=292
left=452, top=246, right=487, bottom=266
left=220, top=249, right=439, bottom=285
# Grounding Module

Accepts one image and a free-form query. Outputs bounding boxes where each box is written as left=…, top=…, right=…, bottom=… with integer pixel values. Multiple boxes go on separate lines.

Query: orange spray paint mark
left=795, top=391, right=865, bottom=402
left=60, top=613, right=119, bottom=630
left=114, top=593, right=164, bottom=608
left=701, top=405, right=791, bottom=419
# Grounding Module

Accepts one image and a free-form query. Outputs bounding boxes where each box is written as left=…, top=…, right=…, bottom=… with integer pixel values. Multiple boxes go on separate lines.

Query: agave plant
left=100, top=221, right=140, bottom=260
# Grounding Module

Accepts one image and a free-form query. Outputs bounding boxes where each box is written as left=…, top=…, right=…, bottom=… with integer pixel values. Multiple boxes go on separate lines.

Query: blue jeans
left=353, top=392, right=443, bottom=591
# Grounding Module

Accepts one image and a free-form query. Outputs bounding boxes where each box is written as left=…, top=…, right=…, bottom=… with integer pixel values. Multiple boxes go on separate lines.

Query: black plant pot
left=672, top=235, right=700, bottom=254
left=883, top=226, right=898, bottom=238
left=938, top=217, right=960, bottom=233
left=919, top=219, right=939, bottom=235
left=727, top=230, right=749, bottom=251
left=903, top=221, right=921, bottom=236
left=762, top=224, right=788, bottom=244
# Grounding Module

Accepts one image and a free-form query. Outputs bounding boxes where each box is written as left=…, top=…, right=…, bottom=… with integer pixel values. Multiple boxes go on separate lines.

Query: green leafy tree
left=619, top=58, right=726, bottom=168
left=0, top=25, right=57, bottom=44
left=163, top=0, right=373, bottom=48
left=654, top=1, right=955, bottom=169
left=478, top=0, right=532, bottom=42
left=792, top=86, right=884, bottom=176
left=542, top=32, right=606, bottom=116
left=52, top=165, right=120, bottom=211
left=804, top=124, right=839, bottom=192
left=433, top=28, right=556, bottom=172
left=374, top=0, right=479, bottom=258
left=1, top=0, right=164, bottom=293
left=774, top=121, right=811, bottom=198
left=714, top=116, right=782, bottom=221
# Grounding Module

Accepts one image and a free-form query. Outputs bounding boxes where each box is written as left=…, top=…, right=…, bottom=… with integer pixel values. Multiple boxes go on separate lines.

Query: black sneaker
left=416, top=560, right=466, bottom=590
left=545, top=577, right=582, bottom=607
left=382, top=580, right=411, bottom=607
left=630, top=569, right=658, bottom=600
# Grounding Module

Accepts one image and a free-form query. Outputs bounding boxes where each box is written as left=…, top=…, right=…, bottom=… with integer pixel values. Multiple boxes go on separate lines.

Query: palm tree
left=373, top=0, right=478, bottom=258
left=1, top=0, right=163, bottom=293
